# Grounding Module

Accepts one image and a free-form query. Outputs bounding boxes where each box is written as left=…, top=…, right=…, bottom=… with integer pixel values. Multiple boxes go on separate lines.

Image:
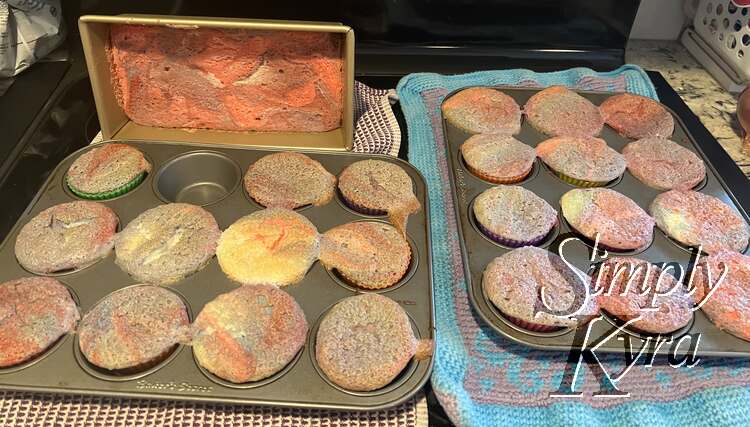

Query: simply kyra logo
left=539, top=234, right=729, bottom=398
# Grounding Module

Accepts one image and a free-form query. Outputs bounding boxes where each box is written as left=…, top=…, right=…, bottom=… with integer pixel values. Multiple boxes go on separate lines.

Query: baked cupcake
left=482, top=246, right=599, bottom=332
left=217, top=208, right=320, bottom=286
left=473, top=186, right=557, bottom=247
left=66, top=143, right=151, bottom=199
left=460, top=134, right=536, bottom=184
left=78, top=285, right=189, bottom=372
left=599, top=93, right=675, bottom=139
left=692, top=251, right=750, bottom=341
left=651, top=190, right=750, bottom=254
left=244, top=152, right=336, bottom=209
left=338, top=160, right=421, bottom=235
left=15, top=201, right=118, bottom=274
left=442, top=87, right=522, bottom=135
left=192, top=285, right=308, bottom=383
left=524, top=86, right=604, bottom=137
left=115, top=203, right=220, bottom=285
left=561, top=188, right=654, bottom=251
left=623, top=137, right=706, bottom=191
left=315, top=294, right=432, bottom=391
left=536, top=136, right=626, bottom=187
left=320, top=221, right=411, bottom=289
left=594, top=257, right=693, bottom=334
left=0, top=277, right=79, bottom=368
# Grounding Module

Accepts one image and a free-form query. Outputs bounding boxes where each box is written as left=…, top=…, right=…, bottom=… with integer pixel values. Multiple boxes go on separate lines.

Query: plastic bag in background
left=0, top=0, right=64, bottom=78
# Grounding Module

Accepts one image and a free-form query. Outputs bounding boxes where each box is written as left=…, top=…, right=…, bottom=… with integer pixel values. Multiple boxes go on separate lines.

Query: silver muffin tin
left=0, top=140, right=434, bottom=410
left=442, top=86, right=750, bottom=357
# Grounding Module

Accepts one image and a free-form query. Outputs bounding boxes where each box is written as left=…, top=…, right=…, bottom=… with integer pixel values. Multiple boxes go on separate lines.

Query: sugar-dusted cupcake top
left=473, top=186, right=557, bottom=245
left=600, top=93, right=675, bottom=139
left=0, top=277, right=79, bottom=367
left=192, top=285, right=308, bottom=383
left=442, top=87, right=522, bottom=135
left=244, top=152, right=336, bottom=209
left=623, top=137, right=705, bottom=191
left=115, top=203, right=220, bottom=285
left=595, top=257, right=693, bottom=334
left=692, top=251, right=750, bottom=341
left=524, top=86, right=604, bottom=137
left=482, top=246, right=599, bottom=327
left=15, top=201, right=118, bottom=274
left=78, top=285, right=189, bottom=371
left=217, top=208, right=320, bottom=286
left=561, top=188, right=654, bottom=251
left=651, top=190, right=749, bottom=254
left=536, top=136, right=626, bottom=184
left=338, top=160, right=420, bottom=235
left=460, top=134, right=536, bottom=183
left=320, top=221, right=411, bottom=290
left=316, top=293, right=432, bottom=391
left=66, top=144, right=151, bottom=197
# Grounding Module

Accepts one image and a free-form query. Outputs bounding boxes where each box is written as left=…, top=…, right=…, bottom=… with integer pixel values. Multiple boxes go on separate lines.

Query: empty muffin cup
left=154, top=151, right=241, bottom=206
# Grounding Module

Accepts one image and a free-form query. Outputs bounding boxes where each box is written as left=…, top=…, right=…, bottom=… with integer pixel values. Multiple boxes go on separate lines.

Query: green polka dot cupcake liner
left=67, top=172, right=147, bottom=200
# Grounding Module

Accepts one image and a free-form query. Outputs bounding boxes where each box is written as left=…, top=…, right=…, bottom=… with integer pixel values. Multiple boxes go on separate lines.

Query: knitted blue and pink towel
left=397, top=65, right=750, bottom=426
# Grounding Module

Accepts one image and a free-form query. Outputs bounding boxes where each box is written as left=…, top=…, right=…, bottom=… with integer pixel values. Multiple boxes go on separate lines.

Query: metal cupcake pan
left=0, top=140, right=434, bottom=410
left=442, top=86, right=750, bottom=357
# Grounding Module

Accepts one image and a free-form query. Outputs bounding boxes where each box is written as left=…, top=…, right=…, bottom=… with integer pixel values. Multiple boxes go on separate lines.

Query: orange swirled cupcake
left=217, top=208, right=320, bottom=286
left=0, top=277, right=79, bottom=367
left=482, top=246, right=599, bottom=332
left=600, top=93, right=674, bottom=139
left=315, top=293, right=433, bottom=391
left=15, top=201, right=118, bottom=274
left=692, top=251, right=750, bottom=341
left=561, top=188, right=654, bottom=251
left=623, top=138, right=705, bottom=191
left=651, top=190, right=749, bottom=254
left=536, top=136, right=626, bottom=187
left=595, top=257, right=693, bottom=334
left=192, top=285, right=308, bottom=383
left=338, top=160, right=420, bottom=235
left=473, top=186, right=557, bottom=247
left=442, top=87, right=522, bottom=135
left=244, top=152, right=336, bottom=209
left=115, top=203, right=220, bottom=285
left=460, top=134, right=536, bottom=184
left=320, top=221, right=411, bottom=289
left=524, top=86, right=604, bottom=137
left=77, top=285, right=189, bottom=372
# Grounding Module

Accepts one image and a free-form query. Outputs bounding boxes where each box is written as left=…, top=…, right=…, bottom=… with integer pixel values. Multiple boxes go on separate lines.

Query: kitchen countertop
left=626, top=40, right=750, bottom=176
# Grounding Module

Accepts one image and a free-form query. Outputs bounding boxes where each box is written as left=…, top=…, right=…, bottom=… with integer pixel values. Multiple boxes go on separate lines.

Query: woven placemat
left=0, top=82, right=427, bottom=426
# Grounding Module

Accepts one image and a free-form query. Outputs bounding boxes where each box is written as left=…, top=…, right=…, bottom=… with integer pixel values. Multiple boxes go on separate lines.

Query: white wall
left=630, top=0, right=689, bottom=40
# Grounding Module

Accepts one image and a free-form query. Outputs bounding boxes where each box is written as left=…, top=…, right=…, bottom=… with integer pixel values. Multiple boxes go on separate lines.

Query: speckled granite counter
left=626, top=40, right=749, bottom=176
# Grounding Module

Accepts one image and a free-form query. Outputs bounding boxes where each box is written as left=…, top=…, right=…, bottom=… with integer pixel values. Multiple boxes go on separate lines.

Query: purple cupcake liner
left=339, top=192, right=388, bottom=216
left=476, top=220, right=551, bottom=248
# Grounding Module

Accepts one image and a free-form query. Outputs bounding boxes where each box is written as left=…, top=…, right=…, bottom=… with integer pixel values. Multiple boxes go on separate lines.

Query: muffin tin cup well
left=0, top=141, right=433, bottom=411
left=154, top=151, right=241, bottom=206
left=442, top=86, right=750, bottom=357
